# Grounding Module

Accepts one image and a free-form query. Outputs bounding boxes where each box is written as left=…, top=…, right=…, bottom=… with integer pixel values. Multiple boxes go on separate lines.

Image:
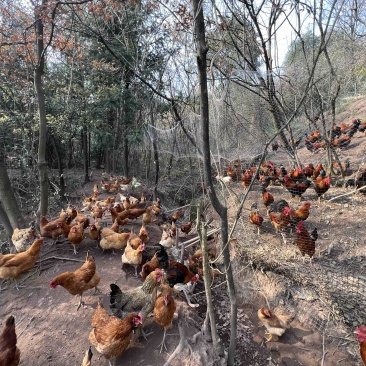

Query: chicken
left=127, top=208, right=146, bottom=220
left=332, top=135, right=351, bottom=149
left=241, top=169, right=253, bottom=189
left=0, top=315, right=20, bottom=366
left=140, top=245, right=169, bottom=280
left=159, top=230, right=175, bottom=251
left=282, top=175, right=311, bottom=201
left=109, top=207, right=130, bottom=225
left=154, top=282, right=176, bottom=353
left=314, top=174, right=331, bottom=202
left=249, top=203, right=263, bottom=236
left=68, top=221, right=87, bottom=255
left=261, top=187, right=274, bottom=213
left=192, top=241, right=217, bottom=260
left=170, top=209, right=185, bottom=223
left=216, top=175, right=232, bottom=184
left=295, top=221, right=317, bottom=263
left=142, top=207, right=153, bottom=226
left=138, top=225, right=149, bottom=244
left=257, top=307, right=295, bottom=342
left=289, top=201, right=311, bottom=228
left=268, top=206, right=291, bottom=244
left=165, top=261, right=199, bottom=307
left=121, top=241, right=145, bottom=277
left=122, top=197, right=139, bottom=210
left=332, top=160, right=350, bottom=176
left=355, top=326, right=366, bottom=365
left=170, top=221, right=176, bottom=237
left=89, top=301, right=142, bottom=366
left=90, top=205, right=106, bottom=220
left=140, top=192, right=147, bottom=204
left=110, top=219, right=120, bottom=233
left=50, top=252, right=100, bottom=310
left=180, top=221, right=193, bottom=236
left=81, top=346, right=93, bottom=366
left=312, top=163, right=325, bottom=179
left=99, top=232, right=130, bottom=253
left=40, top=216, right=71, bottom=241
left=11, top=223, right=39, bottom=253
left=0, top=237, right=43, bottom=290
left=110, top=269, right=162, bottom=323
left=303, top=163, right=315, bottom=178
left=75, top=209, right=90, bottom=225
left=89, top=221, right=101, bottom=240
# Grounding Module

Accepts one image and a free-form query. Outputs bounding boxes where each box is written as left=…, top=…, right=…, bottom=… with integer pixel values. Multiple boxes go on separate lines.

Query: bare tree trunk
left=0, top=145, right=25, bottom=230
left=34, top=0, right=48, bottom=221
left=50, top=134, right=66, bottom=201
left=192, top=1, right=234, bottom=363
left=123, top=137, right=129, bottom=176
left=82, top=125, right=89, bottom=184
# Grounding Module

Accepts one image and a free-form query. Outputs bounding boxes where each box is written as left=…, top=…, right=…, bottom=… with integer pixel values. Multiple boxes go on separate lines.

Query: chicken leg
left=158, top=329, right=168, bottom=353
left=76, top=294, right=84, bottom=311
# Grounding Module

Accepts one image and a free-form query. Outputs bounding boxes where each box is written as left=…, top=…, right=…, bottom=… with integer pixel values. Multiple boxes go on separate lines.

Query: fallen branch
left=37, top=256, right=84, bottom=263
left=163, top=204, right=191, bottom=214
left=178, top=228, right=220, bottom=249
left=327, top=184, right=366, bottom=202
left=163, top=306, right=192, bottom=366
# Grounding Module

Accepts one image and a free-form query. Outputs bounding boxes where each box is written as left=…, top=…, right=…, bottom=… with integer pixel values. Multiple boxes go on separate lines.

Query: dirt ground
left=2, top=113, right=366, bottom=365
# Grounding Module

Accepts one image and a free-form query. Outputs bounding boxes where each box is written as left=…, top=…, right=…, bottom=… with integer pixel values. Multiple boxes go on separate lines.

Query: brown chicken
left=314, top=174, right=331, bottom=202
left=241, top=169, right=253, bottom=189
left=50, top=252, right=100, bottom=310
left=75, top=209, right=90, bottom=225
left=90, top=205, right=106, bottom=220
left=355, top=326, right=366, bottom=365
left=0, top=315, right=20, bottom=366
left=249, top=203, right=263, bottom=235
left=139, top=225, right=149, bottom=244
left=40, top=216, right=71, bottom=241
left=109, top=207, right=130, bottom=225
left=110, top=269, right=162, bottom=322
left=68, top=221, right=87, bottom=255
left=312, top=163, right=325, bottom=179
left=12, top=223, right=39, bottom=253
left=180, top=221, right=193, bottom=236
left=261, top=187, right=274, bottom=213
left=303, top=163, right=315, bottom=178
left=282, top=175, right=311, bottom=201
left=127, top=208, right=147, bottom=220
left=142, top=207, right=153, bottom=226
left=295, top=221, right=317, bottom=263
left=89, top=301, right=142, bottom=365
left=88, top=221, right=101, bottom=242
left=81, top=346, right=93, bottom=366
left=269, top=207, right=291, bottom=233
left=258, top=307, right=295, bottom=342
left=121, top=241, right=145, bottom=277
left=100, top=232, right=131, bottom=253
left=0, top=237, right=43, bottom=290
left=289, top=201, right=311, bottom=230
left=109, top=219, right=120, bottom=233
left=140, top=245, right=169, bottom=280
left=154, top=282, right=176, bottom=353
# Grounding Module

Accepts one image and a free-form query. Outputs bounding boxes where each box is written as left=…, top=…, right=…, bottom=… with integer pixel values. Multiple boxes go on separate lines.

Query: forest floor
left=2, top=99, right=366, bottom=365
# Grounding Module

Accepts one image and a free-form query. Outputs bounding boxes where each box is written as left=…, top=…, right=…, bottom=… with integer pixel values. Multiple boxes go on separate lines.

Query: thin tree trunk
left=34, top=0, right=48, bottom=220
left=82, top=125, right=89, bottom=184
left=50, top=134, right=65, bottom=201
left=123, top=137, right=129, bottom=177
left=192, top=1, right=233, bottom=363
left=0, top=145, right=25, bottom=230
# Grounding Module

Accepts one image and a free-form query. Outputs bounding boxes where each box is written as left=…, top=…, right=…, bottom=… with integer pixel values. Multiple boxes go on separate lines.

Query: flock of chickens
left=0, top=173, right=219, bottom=366
left=2, top=129, right=366, bottom=365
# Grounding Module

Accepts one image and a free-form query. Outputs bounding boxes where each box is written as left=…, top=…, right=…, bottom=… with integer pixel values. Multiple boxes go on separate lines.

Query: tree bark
left=35, top=0, right=48, bottom=220
left=192, top=1, right=235, bottom=363
left=0, top=146, right=25, bottom=231
left=82, top=125, right=89, bottom=184
left=50, top=134, right=66, bottom=201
